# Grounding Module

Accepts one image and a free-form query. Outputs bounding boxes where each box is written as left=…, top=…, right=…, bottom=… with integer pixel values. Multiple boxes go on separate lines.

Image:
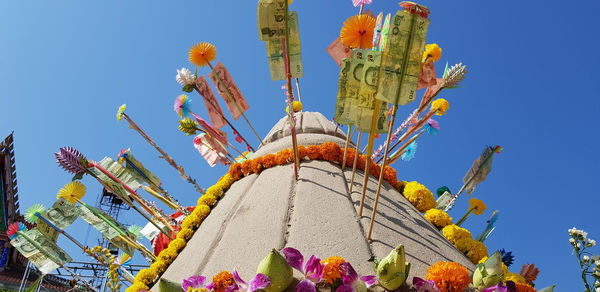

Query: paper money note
left=257, top=0, right=287, bottom=41
left=87, top=157, right=143, bottom=204
left=376, top=11, right=429, bottom=105
left=120, top=149, right=162, bottom=188
left=209, top=62, right=250, bottom=120
left=194, top=76, right=227, bottom=129
left=266, top=11, right=303, bottom=81
left=417, top=61, right=437, bottom=90
left=11, top=229, right=72, bottom=274
left=78, top=205, right=136, bottom=256
left=327, top=38, right=352, bottom=67
left=334, top=59, right=358, bottom=126
left=36, top=198, right=81, bottom=242
left=194, top=133, right=230, bottom=167
left=351, top=49, right=388, bottom=134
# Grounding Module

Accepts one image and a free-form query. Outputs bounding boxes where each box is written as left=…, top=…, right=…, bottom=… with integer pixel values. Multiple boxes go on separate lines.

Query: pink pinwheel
left=182, top=275, right=209, bottom=291
left=412, top=277, right=440, bottom=292
left=232, top=270, right=271, bottom=292
left=174, top=94, right=193, bottom=118
left=352, top=0, right=372, bottom=7
left=336, top=262, right=377, bottom=292
left=482, top=283, right=508, bottom=292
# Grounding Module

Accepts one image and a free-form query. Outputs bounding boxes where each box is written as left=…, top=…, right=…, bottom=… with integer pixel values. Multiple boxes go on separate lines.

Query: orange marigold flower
left=320, top=142, right=341, bottom=163
left=211, top=271, right=236, bottom=292
left=340, top=15, right=376, bottom=49
left=240, top=159, right=254, bottom=175
left=297, top=145, right=307, bottom=160
left=425, top=261, right=470, bottom=292
left=306, top=145, right=321, bottom=160
left=275, top=149, right=294, bottom=165
left=513, top=282, right=536, bottom=292
left=228, top=163, right=243, bottom=180
left=261, top=154, right=277, bottom=168
left=321, top=256, right=346, bottom=284
left=189, top=42, right=217, bottom=67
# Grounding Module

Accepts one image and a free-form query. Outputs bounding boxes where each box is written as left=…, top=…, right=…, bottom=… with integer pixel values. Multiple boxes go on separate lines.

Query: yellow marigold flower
left=125, top=282, right=149, bottom=292
left=422, top=43, right=442, bottom=62
left=321, top=256, right=346, bottom=284
left=116, top=104, right=126, bottom=121
left=189, top=42, right=217, bottom=67
left=504, top=272, right=527, bottom=284
left=424, top=209, right=453, bottom=229
left=176, top=228, right=194, bottom=241
left=431, top=98, right=450, bottom=116
left=57, top=181, right=86, bottom=204
left=286, top=101, right=303, bottom=113
left=442, top=224, right=472, bottom=245
left=198, top=194, right=217, bottom=207
left=206, top=184, right=224, bottom=198
left=402, top=181, right=436, bottom=212
left=396, top=180, right=408, bottom=193
left=169, top=238, right=187, bottom=252
left=193, top=204, right=211, bottom=220
left=211, top=271, right=236, bottom=292
left=455, top=238, right=488, bottom=264
left=468, top=197, right=487, bottom=215
left=425, top=261, right=471, bottom=292
left=340, top=14, right=376, bottom=49
left=133, top=269, right=156, bottom=285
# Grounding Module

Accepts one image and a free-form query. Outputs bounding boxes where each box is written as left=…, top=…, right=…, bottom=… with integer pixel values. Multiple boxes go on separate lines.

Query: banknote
left=194, top=76, right=227, bottom=129
left=11, top=229, right=72, bottom=274
left=36, top=198, right=80, bottom=241
left=209, top=62, right=250, bottom=120
left=376, top=11, right=429, bottom=105
left=120, top=149, right=162, bottom=188
left=417, top=60, right=437, bottom=90
left=334, top=58, right=358, bottom=126
left=327, top=38, right=352, bottom=67
left=194, top=133, right=230, bottom=167
left=257, top=0, right=287, bottom=41
left=78, top=205, right=136, bottom=256
left=266, top=11, right=303, bottom=80
left=87, top=157, right=142, bottom=204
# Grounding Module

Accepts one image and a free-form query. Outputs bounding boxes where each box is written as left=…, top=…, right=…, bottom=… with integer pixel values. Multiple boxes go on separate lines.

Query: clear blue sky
left=1, top=0, right=599, bottom=290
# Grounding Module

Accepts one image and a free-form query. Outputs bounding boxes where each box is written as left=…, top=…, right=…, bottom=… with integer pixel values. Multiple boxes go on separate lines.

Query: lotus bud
left=256, top=249, right=293, bottom=292
left=376, top=245, right=411, bottom=290
left=473, top=252, right=504, bottom=289
left=536, top=285, right=556, bottom=292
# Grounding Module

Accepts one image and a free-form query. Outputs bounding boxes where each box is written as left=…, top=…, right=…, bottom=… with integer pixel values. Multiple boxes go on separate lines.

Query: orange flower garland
left=425, top=262, right=471, bottom=292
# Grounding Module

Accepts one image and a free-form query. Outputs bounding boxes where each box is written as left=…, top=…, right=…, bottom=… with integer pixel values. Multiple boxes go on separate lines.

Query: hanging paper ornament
left=116, top=253, right=132, bottom=266
left=401, top=142, right=418, bottom=161
left=174, top=95, right=193, bottom=118
left=340, top=14, right=376, bottom=49
left=442, top=63, right=467, bottom=88
left=55, top=147, right=88, bottom=175
left=24, top=204, right=46, bottom=224
left=7, top=222, right=26, bottom=239
left=57, top=181, right=87, bottom=204
left=436, top=186, right=451, bottom=198
left=424, top=119, right=440, bottom=135
left=188, top=42, right=217, bottom=67
left=178, top=118, right=200, bottom=135
left=493, top=145, right=503, bottom=154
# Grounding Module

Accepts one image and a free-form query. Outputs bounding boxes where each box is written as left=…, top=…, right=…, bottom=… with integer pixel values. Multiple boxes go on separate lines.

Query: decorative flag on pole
left=462, top=145, right=502, bottom=195
left=191, top=113, right=228, bottom=145
left=10, top=228, right=72, bottom=274
left=266, top=11, right=303, bottom=80
left=78, top=205, right=138, bottom=256
left=193, top=134, right=230, bottom=167
left=476, top=210, right=500, bottom=243
left=208, top=62, right=250, bottom=120
left=194, top=76, right=227, bottom=128
left=118, top=149, right=162, bottom=189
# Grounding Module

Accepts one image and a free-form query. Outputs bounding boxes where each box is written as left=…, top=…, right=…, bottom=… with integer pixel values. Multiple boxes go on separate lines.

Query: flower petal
left=182, top=275, right=206, bottom=291
left=232, top=270, right=247, bottom=287
left=282, top=247, right=304, bottom=272
left=335, top=284, right=353, bottom=292
left=339, top=262, right=358, bottom=284
left=295, top=279, right=317, bottom=292
left=482, top=283, right=508, bottom=292
left=360, top=275, right=377, bottom=287
left=304, top=255, right=323, bottom=281
left=248, top=274, right=271, bottom=292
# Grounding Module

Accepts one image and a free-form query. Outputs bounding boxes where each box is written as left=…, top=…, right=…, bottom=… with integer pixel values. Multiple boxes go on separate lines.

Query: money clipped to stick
left=257, top=0, right=288, bottom=41
left=36, top=198, right=81, bottom=241
left=327, top=38, right=352, bottom=67
left=87, top=157, right=141, bottom=204
left=118, top=149, right=161, bottom=189
left=194, top=76, right=227, bottom=129
left=266, top=11, right=303, bottom=80
left=11, top=228, right=72, bottom=274
left=78, top=205, right=138, bottom=257
left=208, top=62, right=250, bottom=120
left=376, top=10, right=429, bottom=105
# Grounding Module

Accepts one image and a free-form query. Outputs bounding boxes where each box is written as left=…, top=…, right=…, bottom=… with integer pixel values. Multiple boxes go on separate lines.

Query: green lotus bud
left=472, top=252, right=504, bottom=289
left=537, top=285, right=556, bottom=292
left=376, top=245, right=411, bottom=290
left=256, top=249, right=293, bottom=292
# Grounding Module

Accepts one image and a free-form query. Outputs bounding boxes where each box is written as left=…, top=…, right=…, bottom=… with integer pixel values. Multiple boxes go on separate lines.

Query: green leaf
left=159, top=278, right=184, bottom=292
left=182, top=84, right=195, bottom=93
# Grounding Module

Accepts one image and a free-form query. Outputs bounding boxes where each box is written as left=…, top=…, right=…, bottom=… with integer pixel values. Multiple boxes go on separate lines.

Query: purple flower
left=182, top=275, right=207, bottom=291
left=412, top=277, right=440, bottom=292
left=295, top=279, right=317, bottom=292
left=232, top=270, right=271, bottom=292
left=482, top=283, right=508, bottom=292
left=282, top=247, right=324, bottom=282
left=336, top=262, right=377, bottom=292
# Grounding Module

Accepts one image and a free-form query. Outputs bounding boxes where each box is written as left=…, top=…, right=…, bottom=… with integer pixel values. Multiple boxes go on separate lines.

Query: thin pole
left=121, top=113, right=205, bottom=194
left=341, top=126, right=353, bottom=169
left=358, top=100, right=382, bottom=217
left=193, top=83, right=256, bottom=152
left=206, top=61, right=265, bottom=147
left=282, top=36, right=301, bottom=180
left=359, top=4, right=364, bottom=15
left=295, top=78, right=303, bottom=105
left=386, top=129, right=424, bottom=165
left=445, top=149, right=497, bottom=211
left=349, top=132, right=362, bottom=193
left=382, top=110, right=436, bottom=163
left=368, top=106, right=398, bottom=240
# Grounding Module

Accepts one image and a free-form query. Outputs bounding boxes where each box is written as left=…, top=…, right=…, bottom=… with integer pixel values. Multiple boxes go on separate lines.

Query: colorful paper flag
left=119, top=149, right=162, bottom=188
left=193, top=134, right=229, bottom=167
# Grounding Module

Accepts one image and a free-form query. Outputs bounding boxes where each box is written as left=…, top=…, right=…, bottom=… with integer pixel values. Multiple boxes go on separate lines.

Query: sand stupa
left=157, top=111, right=473, bottom=286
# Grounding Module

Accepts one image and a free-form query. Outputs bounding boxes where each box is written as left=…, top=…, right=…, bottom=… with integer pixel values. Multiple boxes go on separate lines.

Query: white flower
left=570, top=238, right=576, bottom=243
left=584, top=255, right=590, bottom=262
left=588, top=239, right=597, bottom=247
left=577, top=243, right=582, bottom=248
left=176, top=68, right=196, bottom=86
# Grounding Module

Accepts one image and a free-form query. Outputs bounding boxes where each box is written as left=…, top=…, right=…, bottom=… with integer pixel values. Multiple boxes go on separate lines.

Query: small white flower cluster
left=568, top=227, right=596, bottom=249
left=176, top=68, right=196, bottom=86
left=569, top=227, right=589, bottom=239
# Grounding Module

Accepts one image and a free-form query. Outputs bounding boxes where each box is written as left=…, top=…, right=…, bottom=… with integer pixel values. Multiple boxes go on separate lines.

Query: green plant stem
left=455, top=208, right=474, bottom=226
left=575, top=247, right=593, bottom=291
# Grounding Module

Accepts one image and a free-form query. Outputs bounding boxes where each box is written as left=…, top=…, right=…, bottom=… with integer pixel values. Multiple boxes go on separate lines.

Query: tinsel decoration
left=24, top=204, right=46, bottom=224
left=127, top=225, right=144, bottom=240
left=499, top=249, right=514, bottom=267
left=7, top=222, right=26, bottom=239
left=442, top=63, right=467, bottom=88
left=178, top=118, right=200, bottom=136
left=55, top=147, right=88, bottom=175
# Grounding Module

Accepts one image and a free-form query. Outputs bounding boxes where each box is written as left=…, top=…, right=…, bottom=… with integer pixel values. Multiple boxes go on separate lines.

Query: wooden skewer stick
left=341, top=126, right=353, bottom=169
left=205, top=61, right=265, bottom=147
left=348, top=132, right=362, bottom=193
left=282, top=36, right=301, bottom=180
left=358, top=100, right=383, bottom=217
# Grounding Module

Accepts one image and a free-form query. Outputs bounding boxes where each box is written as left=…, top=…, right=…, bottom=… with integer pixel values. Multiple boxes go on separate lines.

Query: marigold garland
left=126, top=142, right=462, bottom=292
left=424, top=209, right=453, bottom=229
left=425, top=261, right=471, bottom=292
left=441, top=224, right=472, bottom=245
left=454, top=238, right=488, bottom=264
